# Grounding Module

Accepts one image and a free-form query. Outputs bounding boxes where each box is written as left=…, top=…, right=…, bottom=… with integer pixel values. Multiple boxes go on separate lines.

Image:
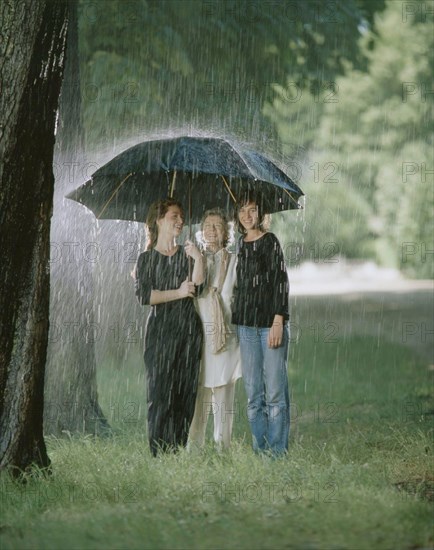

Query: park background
left=1, top=1, right=433, bottom=549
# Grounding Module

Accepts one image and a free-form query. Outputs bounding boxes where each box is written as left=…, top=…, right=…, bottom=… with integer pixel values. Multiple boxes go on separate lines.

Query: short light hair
left=201, top=209, right=230, bottom=248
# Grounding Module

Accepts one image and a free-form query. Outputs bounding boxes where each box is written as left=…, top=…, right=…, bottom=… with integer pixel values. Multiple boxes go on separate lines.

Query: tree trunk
left=44, top=0, right=110, bottom=436
left=0, top=0, right=68, bottom=474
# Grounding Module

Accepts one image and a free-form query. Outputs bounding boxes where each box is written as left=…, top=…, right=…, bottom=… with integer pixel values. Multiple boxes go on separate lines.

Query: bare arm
left=185, top=240, right=205, bottom=285
left=149, top=279, right=196, bottom=305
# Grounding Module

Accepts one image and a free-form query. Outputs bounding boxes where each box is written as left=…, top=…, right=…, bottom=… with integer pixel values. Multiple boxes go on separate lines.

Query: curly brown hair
left=145, top=198, right=184, bottom=250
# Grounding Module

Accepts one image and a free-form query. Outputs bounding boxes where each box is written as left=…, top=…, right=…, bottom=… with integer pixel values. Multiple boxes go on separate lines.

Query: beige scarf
left=207, top=249, right=229, bottom=354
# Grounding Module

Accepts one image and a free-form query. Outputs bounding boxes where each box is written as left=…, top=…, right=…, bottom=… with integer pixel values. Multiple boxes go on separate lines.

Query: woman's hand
left=268, top=315, right=284, bottom=348
left=177, top=277, right=196, bottom=299
left=184, top=240, right=201, bottom=261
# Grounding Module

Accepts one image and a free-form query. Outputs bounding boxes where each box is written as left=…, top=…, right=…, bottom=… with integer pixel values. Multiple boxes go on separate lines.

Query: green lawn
left=1, top=295, right=433, bottom=550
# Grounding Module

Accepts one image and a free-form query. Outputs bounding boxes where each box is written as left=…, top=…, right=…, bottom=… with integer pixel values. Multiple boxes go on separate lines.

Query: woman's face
left=238, top=202, right=259, bottom=231
left=157, top=205, right=184, bottom=237
left=202, top=214, right=226, bottom=249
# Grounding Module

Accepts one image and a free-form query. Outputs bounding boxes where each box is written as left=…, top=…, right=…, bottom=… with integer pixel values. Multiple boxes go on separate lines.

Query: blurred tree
left=271, top=152, right=376, bottom=265
left=77, top=0, right=373, bottom=148
left=316, top=0, right=433, bottom=276
left=0, top=0, right=68, bottom=474
left=268, top=0, right=433, bottom=276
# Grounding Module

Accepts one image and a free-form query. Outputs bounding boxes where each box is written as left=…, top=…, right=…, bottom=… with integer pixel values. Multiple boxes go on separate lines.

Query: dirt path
left=288, top=263, right=433, bottom=363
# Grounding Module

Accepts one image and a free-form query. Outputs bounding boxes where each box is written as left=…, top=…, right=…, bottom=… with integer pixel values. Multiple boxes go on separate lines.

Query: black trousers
left=144, top=314, right=203, bottom=456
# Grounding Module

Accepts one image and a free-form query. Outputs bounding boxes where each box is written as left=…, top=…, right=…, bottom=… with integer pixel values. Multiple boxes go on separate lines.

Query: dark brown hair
left=145, top=198, right=184, bottom=250
left=234, top=190, right=270, bottom=235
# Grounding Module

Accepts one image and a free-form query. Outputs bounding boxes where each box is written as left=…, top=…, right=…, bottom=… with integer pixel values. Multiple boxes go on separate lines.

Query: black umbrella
left=66, top=136, right=304, bottom=225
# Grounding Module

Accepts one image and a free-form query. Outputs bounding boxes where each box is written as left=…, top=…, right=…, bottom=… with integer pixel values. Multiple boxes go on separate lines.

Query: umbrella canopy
left=66, top=137, right=304, bottom=224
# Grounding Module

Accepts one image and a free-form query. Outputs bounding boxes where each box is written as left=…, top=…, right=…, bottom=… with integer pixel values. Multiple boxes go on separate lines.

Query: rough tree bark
left=0, top=0, right=69, bottom=474
left=44, top=0, right=110, bottom=435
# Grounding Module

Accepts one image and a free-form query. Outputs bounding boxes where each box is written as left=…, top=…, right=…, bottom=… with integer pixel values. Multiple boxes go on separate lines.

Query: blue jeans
left=238, top=325, right=290, bottom=455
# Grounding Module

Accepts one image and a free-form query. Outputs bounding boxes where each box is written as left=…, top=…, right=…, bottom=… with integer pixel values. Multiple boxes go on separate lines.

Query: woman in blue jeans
left=232, top=191, right=290, bottom=455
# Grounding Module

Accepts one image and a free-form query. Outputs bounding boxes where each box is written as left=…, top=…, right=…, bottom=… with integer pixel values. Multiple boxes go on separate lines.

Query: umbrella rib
left=282, top=188, right=300, bottom=207
left=97, top=172, right=133, bottom=218
left=231, top=143, right=301, bottom=200
left=169, top=170, right=177, bottom=197
left=229, top=142, right=257, bottom=176
left=220, top=176, right=237, bottom=203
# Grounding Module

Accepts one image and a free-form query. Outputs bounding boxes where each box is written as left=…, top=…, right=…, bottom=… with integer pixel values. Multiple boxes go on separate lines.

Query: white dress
left=188, top=249, right=241, bottom=448
left=196, top=250, right=241, bottom=388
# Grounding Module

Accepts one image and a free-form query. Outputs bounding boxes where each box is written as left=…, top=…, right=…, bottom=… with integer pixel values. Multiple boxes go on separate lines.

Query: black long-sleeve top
left=231, top=232, right=290, bottom=328
left=135, top=247, right=203, bottom=326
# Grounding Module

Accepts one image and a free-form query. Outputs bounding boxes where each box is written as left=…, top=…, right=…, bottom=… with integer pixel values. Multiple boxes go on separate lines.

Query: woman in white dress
left=188, top=209, right=241, bottom=449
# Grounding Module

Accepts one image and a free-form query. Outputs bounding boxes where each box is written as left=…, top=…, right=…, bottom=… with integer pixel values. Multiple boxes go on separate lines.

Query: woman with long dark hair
left=232, top=191, right=290, bottom=456
left=135, top=198, right=205, bottom=455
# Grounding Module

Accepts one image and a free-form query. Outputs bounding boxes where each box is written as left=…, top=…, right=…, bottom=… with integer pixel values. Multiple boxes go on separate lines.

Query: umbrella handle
left=188, top=178, right=192, bottom=281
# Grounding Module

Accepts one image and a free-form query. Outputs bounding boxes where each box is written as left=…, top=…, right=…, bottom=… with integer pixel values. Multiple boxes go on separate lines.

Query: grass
left=1, top=295, right=433, bottom=549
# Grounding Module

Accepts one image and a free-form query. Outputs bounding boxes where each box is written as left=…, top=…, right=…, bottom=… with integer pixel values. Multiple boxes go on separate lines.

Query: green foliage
left=317, top=1, right=433, bottom=199
left=74, top=0, right=434, bottom=275
left=267, top=0, right=433, bottom=277
left=271, top=151, right=376, bottom=264
left=78, top=0, right=368, bottom=148
left=375, top=141, right=434, bottom=278
left=318, top=0, right=433, bottom=277
left=263, top=81, right=326, bottom=152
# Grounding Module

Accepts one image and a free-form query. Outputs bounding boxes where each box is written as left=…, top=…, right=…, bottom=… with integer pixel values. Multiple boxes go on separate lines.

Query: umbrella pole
left=188, top=177, right=192, bottom=281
